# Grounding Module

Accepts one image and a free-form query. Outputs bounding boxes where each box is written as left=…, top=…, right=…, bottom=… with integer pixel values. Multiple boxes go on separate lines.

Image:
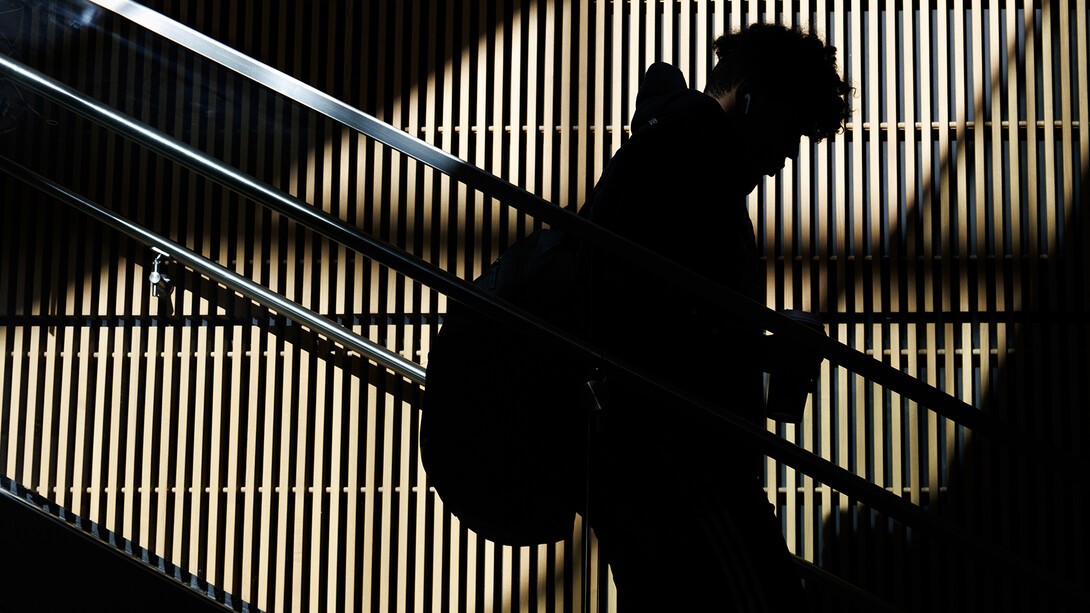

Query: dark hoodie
left=580, top=62, right=761, bottom=428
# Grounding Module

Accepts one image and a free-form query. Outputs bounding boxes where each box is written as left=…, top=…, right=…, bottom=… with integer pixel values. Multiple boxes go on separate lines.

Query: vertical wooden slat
left=192, top=321, right=211, bottom=573
left=509, top=2, right=525, bottom=244
left=592, top=0, right=610, bottom=201
left=1079, top=0, right=1090, bottom=312
left=5, top=226, right=27, bottom=483
left=377, top=387, right=395, bottom=613
left=22, top=253, right=43, bottom=494
left=438, top=0, right=460, bottom=603
left=308, top=328, right=329, bottom=613
left=436, top=0, right=456, bottom=315
left=542, top=0, right=557, bottom=207
left=154, top=289, right=174, bottom=561
left=576, top=0, right=589, bottom=208
left=361, top=369, right=378, bottom=608
left=847, top=2, right=866, bottom=579
left=1022, top=0, right=1038, bottom=300
left=525, top=0, right=541, bottom=202
left=271, top=333, right=293, bottom=612
left=398, top=381, right=413, bottom=613
left=1006, top=1, right=1022, bottom=313
left=251, top=67, right=277, bottom=613
left=559, top=0, right=573, bottom=210
left=1059, top=0, right=1077, bottom=314
left=627, top=0, right=638, bottom=128
left=89, top=269, right=113, bottom=528
left=915, top=17, right=934, bottom=584
left=308, top=7, right=331, bottom=606
left=326, top=15, right=352, bottom=610
left=471, top=2, right=492, bottom=607
left=943, top=7, right=964, bottom=599
left=1040, top=1, right=1058, bottom=308
left=290, top=160, right=314, bottom=613
left=469, top=0, right=487, bottom=280
left=966, top=4, right=985, bottom=318
left=306, top=180, right=327, bottom=613
left=265, top=62, right=292, bottom=606
left=797, top=0, right=817, bottom=564
left=865, top=0, right=886, bottom=580
left=413, top=333, right=430, bottom=613
left=22, top=209, right=48, bottom=497
left=205, top=320, right=226, bottom=583
left=170, top=288, right=192, bottom=564
left=663, top=0, right=675, bottom=65
left=893, top=8, right=915, bottom=580
left=678, top=0, right=690, bottom=88
left=882, top=0, right=903, bottom=589
left=1020, top=3, right=1045, bottom=588
left=780, top=1, right=799, bottom=558
left=218, top=46, right=245, bottom=596
left=987, top=2, right=1005, bottom=319
left=364, top=12, right=389, bottom=612
left=48, top=216, right=75, bottom=511
left=544, top=11, right=561, bottom=605
left=0, top=220, right=9, bottom=479
left=1001, top=18, right=1023, bottom=579
left=346, top=361, right=363, bottom=613
left=695, top=0, right=709, bottom=98
left=644, top=0, right=655, bottom=68
left=419, top=7, right=442, bottom=612
left=239, top=320, right=261, bottom=604
left=188, top=199, right=211, bottom=586
left=121, top=267, right=144, bottom=542
left=118, top=48, right=145, bottom=545
left=827, top=0, right=849, bottom=556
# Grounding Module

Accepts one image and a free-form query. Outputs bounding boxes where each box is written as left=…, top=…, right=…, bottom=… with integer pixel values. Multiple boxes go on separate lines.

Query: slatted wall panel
left=0, top=1, right=1086, bottom=611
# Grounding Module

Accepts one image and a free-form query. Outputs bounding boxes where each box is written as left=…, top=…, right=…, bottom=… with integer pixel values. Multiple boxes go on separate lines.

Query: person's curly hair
left=706, top=24, right=852, bottom=142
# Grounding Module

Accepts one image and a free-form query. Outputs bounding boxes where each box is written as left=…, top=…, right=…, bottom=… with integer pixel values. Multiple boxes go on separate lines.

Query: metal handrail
left=2, top=56, right=1086, bottom=605
left=0, top=158, right=425, bottom=385
left=81, top=0, right=1076, bottom=475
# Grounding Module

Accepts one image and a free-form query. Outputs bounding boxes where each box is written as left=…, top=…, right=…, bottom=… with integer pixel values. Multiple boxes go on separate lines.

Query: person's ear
left=734, top=76, right=755, bottom=115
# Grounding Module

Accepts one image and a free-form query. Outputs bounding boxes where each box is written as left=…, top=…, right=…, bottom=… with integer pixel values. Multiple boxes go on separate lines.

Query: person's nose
left=787, top=138, right=801, bottom=161
left=767, top=138, right=800, bottom=176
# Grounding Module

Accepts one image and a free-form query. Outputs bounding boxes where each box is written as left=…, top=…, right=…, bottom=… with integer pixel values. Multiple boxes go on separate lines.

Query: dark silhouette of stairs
left=0, top=475, right=255, bottom=613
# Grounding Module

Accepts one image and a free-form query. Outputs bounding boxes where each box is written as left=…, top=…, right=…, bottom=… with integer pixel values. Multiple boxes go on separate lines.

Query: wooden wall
left=0, top=1, right=1086, bottom=611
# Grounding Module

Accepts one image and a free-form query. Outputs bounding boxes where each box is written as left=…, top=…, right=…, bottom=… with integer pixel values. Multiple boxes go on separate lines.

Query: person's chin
left=737, top=175, right=761, bottom=196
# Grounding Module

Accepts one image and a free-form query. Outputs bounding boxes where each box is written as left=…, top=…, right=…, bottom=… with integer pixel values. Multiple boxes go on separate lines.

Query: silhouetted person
left=422, top=21, right=851, bottom=612
left=579, top=24, right=851, bottom=611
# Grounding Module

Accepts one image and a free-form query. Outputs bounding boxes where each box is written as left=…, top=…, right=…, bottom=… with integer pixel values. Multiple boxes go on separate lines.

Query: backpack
left=419, top=229, right=590, bottom=546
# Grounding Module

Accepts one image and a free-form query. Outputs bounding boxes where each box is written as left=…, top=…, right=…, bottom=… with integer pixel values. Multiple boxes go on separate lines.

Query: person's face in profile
left=732, top=93, right=801, bottom=194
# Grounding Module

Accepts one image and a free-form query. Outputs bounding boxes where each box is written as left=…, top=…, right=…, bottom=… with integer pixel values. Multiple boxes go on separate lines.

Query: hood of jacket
left=630, top=62, right=722, bottom=134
